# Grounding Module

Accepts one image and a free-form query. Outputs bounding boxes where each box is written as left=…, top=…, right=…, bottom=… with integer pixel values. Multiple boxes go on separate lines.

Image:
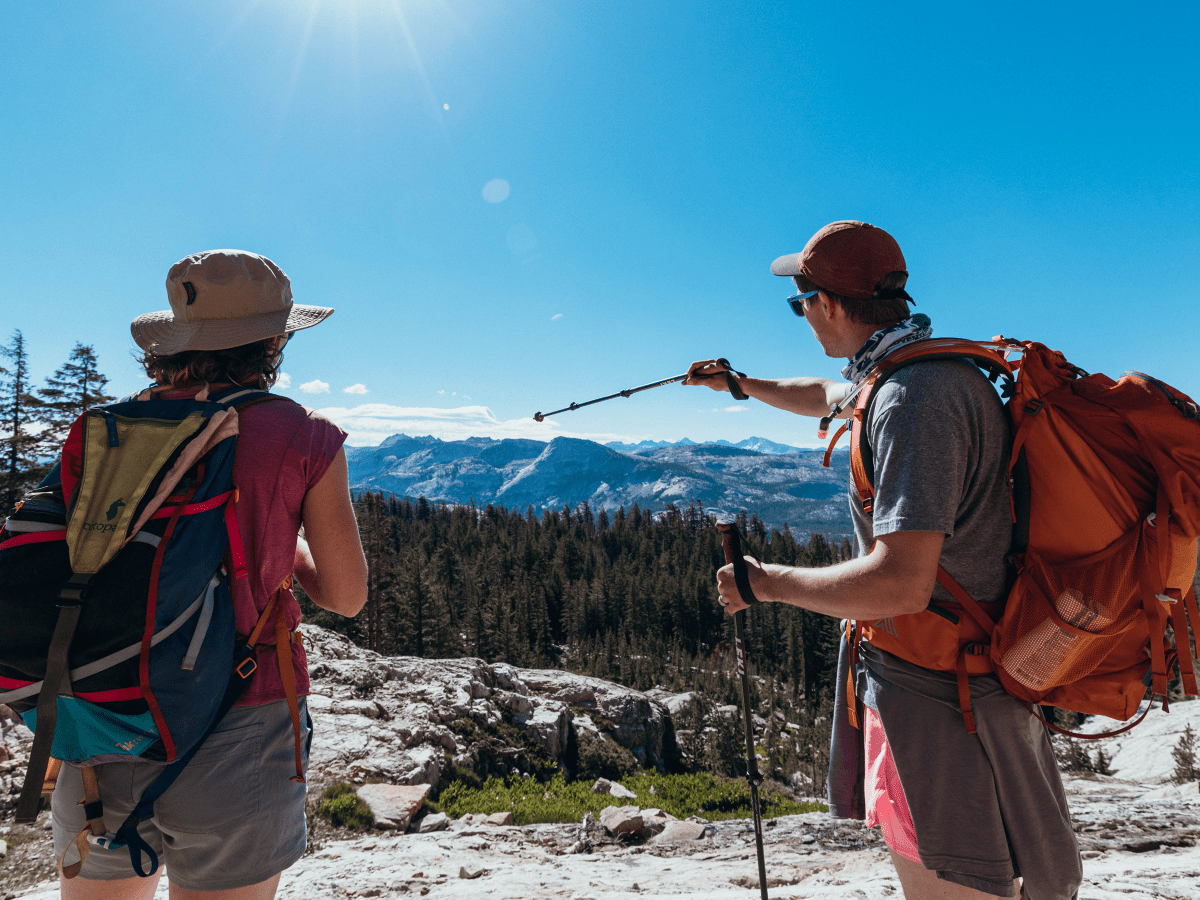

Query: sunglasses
left=786, top=289, right=822, bottom=318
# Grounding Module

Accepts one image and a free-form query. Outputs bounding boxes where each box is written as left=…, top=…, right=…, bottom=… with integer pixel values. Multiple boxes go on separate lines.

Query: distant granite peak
left=348, top=433, right=850, bottom=535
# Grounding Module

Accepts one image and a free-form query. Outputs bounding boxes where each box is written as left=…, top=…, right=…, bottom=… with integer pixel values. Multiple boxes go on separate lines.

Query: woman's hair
left=831, top=271, right=913, bottom=326
left=139, top=338, right=284, bottom=390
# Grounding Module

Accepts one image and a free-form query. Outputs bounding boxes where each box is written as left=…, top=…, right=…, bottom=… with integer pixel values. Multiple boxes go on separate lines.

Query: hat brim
left=770, top=253, right=803, bottom=277
left=131, top=303, right=334, bottom=354
left=771, top=255, right=823, bottom=293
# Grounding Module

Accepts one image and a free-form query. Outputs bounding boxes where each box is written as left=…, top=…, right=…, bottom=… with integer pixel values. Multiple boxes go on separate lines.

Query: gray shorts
left=52, top=697, right=312, bottom=891
left=862, top=645, right=1082, bottom=900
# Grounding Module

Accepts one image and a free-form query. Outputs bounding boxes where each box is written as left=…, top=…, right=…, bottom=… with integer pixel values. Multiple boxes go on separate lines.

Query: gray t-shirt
left=850, top=358, right=1013, bottom=607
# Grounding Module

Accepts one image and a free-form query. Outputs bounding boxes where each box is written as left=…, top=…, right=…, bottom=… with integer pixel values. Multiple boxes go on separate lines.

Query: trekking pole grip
left=717, top=521, right=759, bottom=606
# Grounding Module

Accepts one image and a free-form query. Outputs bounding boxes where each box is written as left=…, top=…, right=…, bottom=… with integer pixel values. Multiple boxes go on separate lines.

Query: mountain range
left=346, top=434, right=852, bottom=535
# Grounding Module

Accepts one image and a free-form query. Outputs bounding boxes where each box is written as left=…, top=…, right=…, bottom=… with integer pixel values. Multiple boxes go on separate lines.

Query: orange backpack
left=827, top=337, right=1200, bottom=735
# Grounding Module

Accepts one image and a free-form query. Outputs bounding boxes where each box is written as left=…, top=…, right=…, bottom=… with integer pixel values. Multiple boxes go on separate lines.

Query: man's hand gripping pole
left=716, top=521, right=769, bottom=900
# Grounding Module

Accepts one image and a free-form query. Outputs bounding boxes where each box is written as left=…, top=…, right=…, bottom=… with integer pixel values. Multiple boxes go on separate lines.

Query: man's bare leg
left=890, top=850, right=1020, bottom=900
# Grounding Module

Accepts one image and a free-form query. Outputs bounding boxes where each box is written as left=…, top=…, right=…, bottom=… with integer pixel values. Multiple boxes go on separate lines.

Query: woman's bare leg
left=169, top=873, right=281, bottom=900
left=60, top=873, right=162, bottom=900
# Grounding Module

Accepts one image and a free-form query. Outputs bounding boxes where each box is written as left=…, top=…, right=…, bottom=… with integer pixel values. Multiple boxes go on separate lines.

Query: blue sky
left=3, top=1, right=1197, bottom=448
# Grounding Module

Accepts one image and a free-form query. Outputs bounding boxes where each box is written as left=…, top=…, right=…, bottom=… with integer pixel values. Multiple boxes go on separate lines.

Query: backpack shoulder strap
left=850, top=339, right=1016, bottom=508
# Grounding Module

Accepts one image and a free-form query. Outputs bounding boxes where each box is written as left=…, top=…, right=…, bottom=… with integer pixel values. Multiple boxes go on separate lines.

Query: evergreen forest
left=302, top=495, right=852, bottom=722
left=0, top=330, right=114, bottom=512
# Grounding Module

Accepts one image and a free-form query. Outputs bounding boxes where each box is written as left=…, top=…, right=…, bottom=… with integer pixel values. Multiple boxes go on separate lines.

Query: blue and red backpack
left=0, top=385, right=302, bottom=877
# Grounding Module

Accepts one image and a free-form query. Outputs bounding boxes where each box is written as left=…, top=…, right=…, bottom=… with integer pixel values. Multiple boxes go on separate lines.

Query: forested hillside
left=301, top=495, right=854, bottom=722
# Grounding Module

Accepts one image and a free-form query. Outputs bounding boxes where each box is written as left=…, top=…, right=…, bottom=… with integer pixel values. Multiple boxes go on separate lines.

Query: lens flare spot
left=482, top=179, right=510, bottom=203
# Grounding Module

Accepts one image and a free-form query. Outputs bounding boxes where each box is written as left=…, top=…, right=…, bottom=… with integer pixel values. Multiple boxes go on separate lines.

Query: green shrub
left=436, top=771, right=824, bottom=826
left=449, top=718, right=480, bottom=740
left=1053, top=736, right=1116, bottom=776
left=316, top=783, right=375, bottom=830
left=577, top=732, right=637, bottom=781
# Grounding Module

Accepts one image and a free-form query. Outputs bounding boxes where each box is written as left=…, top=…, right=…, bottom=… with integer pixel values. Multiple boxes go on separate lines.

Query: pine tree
left=34, top=342, right=115, bottom=457
left=0, top=330, right=43, bottom=512
left=1173, top=724, right=1199, bottom=784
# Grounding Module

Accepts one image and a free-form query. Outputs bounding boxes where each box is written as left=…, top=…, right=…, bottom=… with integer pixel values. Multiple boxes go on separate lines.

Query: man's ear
left=815, top=292, right=840, bottom=322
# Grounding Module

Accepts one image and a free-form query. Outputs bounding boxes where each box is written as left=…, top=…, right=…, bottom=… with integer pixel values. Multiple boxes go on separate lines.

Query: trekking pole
left=532, top=358, right=747, bottom=421
left=716, top=520, right=769, bottom=900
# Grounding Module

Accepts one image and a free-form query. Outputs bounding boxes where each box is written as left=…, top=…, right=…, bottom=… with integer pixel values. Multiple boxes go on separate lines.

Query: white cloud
left=551, top=314, right=563, bottom=321
left=276, top=372, right=292, bottom=388
left=343, top=384, right=369, bottom=395
left=301, top=380, right=330, bottom=394
left=482, top=178, right=510, bottom=203
left=313, top=403, right=660, bottom=448
left=717, top=406, right=748, bottom=413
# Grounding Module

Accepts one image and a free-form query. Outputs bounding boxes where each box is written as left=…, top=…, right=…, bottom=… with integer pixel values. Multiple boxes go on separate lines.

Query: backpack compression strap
left=14, top=574, right=92, bottom=824
left=271, top=576, right=307, bottom=784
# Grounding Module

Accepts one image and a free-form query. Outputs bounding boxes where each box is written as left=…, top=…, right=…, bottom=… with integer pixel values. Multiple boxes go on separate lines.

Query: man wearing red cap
left=686, top=222, right=1081, bottom=900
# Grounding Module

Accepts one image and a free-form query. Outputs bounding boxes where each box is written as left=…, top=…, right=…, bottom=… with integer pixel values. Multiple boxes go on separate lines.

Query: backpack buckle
left=235, top=657, right=257, bottom=679
left=58, top=574, right=93, bottom=605
left=87, top=831, right=125, bottom=851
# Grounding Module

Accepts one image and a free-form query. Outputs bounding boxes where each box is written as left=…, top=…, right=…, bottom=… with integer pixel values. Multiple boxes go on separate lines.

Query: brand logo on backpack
left=873, top=617, right=898, bottom=637
left=81, top=498, right=127, bottom=531
left=82, top=521, right=119, bottom=533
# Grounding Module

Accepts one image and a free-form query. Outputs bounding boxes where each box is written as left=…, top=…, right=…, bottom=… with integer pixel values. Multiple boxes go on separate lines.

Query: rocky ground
left=5, top=627, right=1200, bottom=899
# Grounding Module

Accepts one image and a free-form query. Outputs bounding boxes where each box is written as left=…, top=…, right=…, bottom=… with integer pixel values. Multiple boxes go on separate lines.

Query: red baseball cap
left=770, top=221, right=910, bottom=301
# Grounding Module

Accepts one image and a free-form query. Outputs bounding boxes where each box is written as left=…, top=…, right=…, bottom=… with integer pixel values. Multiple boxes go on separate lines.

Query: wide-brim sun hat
left=131, top=249, right=334, bottom=355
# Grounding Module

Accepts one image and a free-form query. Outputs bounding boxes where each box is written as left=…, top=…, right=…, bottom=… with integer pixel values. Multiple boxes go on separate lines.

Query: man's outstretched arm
left=684, top=358, right=850, bottom=419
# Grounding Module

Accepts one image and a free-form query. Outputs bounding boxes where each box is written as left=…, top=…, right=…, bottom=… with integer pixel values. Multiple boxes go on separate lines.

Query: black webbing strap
left=16, top=600, right=85, bottom=823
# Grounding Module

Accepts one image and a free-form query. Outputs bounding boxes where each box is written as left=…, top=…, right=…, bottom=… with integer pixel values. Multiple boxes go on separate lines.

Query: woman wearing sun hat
left=52, top=249, right=368, bottom=900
